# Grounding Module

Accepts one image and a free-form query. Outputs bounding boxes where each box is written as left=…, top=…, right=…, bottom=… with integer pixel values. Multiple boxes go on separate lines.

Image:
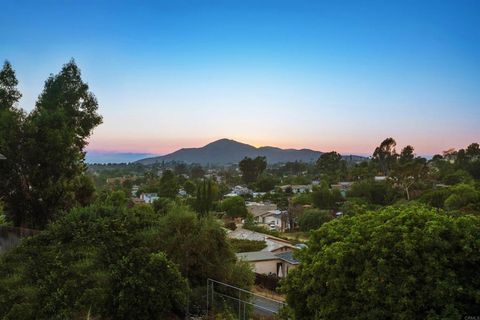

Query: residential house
left=279, top=184, right=312, bottom=194
left=246, top=202, right=278, bottom=223
left=260, top=210, right=289, bottom=231
left=140, top=193, right=159, bottom=204
left=236, top=251, right=299, bottom=278
left=227, top=228, right=296, bottom=253
left=225, top=185, right=253, bottom=197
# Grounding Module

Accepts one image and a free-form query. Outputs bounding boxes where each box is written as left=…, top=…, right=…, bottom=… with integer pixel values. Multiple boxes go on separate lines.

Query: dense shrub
left=0, top=204, right=254, bottom=319
left=282, top=204, right=480, bottom=319
left=347, top=180, right=398, bottom=205
left=221, top=196, right=248, bottom=218
left=297, top=209, right=332, bottom=231
left=311, top=185, right=343, bottom=210
left=0, top=204, right=188, bottom=319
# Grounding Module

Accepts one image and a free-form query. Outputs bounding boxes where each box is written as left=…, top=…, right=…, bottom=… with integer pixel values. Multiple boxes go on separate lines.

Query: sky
left=1, top=0, right=479, bottom=157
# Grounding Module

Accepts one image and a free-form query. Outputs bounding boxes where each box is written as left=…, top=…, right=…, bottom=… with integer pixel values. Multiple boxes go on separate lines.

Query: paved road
left=252, top=295, right=285, bottom=316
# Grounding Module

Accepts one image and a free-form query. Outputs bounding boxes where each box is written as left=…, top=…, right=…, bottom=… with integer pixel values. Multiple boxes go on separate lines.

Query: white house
left=225, top=185, right=253, bottom=197
left=140, top=193, right=159, bottom=204
left=236, top=251, right=299, bottom=278
left=279, top=185, right=312, bottom=194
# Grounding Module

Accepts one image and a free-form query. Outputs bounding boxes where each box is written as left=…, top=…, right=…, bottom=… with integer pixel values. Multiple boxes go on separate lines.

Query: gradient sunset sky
left=2, top=0, right=479, bottom=156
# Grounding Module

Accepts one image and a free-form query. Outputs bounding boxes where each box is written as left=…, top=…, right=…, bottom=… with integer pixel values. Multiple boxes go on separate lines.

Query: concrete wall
left=249, top=259, right=297, bottom=278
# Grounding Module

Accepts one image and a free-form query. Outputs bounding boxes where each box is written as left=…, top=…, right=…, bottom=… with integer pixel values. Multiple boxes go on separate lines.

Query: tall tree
left=392, top=145, right=427, bottom=200
left=0, top=60, right=102, bottom=228
left=239, top=156, right=267, bottom=184
left=194, top=178, right=215, bottom=215
left=0, top=61, right=26, bottom=225
left=316, top=151, right=346, bottom=183
left=372, top=137, right=398, bottom=175
left=158, top=169, right=178, bottom=198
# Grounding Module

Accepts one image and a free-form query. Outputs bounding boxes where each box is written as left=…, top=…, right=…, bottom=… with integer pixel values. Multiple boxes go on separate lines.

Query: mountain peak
left=205, top=138, right=240, bottom=147
left=136, top=138, right=327, bottom=165
left=135, top=139, right=365, bottom=165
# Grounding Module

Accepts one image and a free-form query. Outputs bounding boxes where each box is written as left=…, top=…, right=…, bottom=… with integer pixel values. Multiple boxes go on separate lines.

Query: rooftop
left=236, top=251, right=300, bottom=264
left=227, top=228, right=295, bottom=252
left=236, top=251, right=278, bottom=262
left=275, top=251, right=300, bottom=265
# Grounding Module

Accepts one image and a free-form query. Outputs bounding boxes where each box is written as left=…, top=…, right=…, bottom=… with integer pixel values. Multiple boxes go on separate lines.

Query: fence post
left=211, top=281, right=214, bottom=314
left=206, top=279, right=209, bottom=317
left=238, top=290, right=241, bottom=320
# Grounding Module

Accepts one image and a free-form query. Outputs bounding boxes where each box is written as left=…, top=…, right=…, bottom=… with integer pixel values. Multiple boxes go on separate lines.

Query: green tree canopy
left=0, top=60, right=102, bottom=228
left=194, top=178, right=218, bottom=215
left=184, top=179, right=196, bottom=195
left=239, top=156, right=267, bottom=184
left=0, top=204, right=188, bottom=319
left=296, top=208, right=332, bottom=231
left=391, top=145, right=427, bottom=200
left=316, top=151, right=347, bottom=183
left=255, top=173, right=278, bottom=192
left=282, top=204, right=480, bottom=319
left=311, top=183, right=343, bottom=210
left=0, top=202, right=254, bottom=318
left=152, top=206, right=253, bottom=288
left=158, top=169, right=179, bottom=198
left=372, top=137, right=398, bottom=175
left=221, top=196, right=248, bottom=218
left=347, top=179, right=398, bottom=206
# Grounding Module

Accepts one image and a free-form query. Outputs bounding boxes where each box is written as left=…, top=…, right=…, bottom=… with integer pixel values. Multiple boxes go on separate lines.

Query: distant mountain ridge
left=86, top=152, right=156, bottom=164
left=136, top=139, right=365, bottom=165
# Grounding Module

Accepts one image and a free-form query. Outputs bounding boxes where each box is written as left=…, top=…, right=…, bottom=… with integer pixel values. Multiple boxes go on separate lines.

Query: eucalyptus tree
left=0, top=60, right=102, bottom=228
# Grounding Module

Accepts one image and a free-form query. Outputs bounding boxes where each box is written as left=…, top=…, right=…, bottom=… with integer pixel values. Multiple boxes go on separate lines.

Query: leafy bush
left=443, top=169, right=472, bottom=185
left=419, top=187, right=452, bottom=208
left=292, top=193, right=312, bottom=206
left=0, top=203, right=254, bottom=319
left=282, top=204, right=480, bottom=319
left=444, top=183, right=480, bottom=213
left=0, top=204, right=188, bottom=319
left=311, top=185, right=343, bottom=209
left=221, top=196, right=248, bottom=218
left=347, top=180, right=398, bottom=205
left=419, top=183, right=480, bottom=214
left=296, top=209, right=332, bottom=231
left=340, top=198, right=370, bottom=216
left=255, top=174, right=278, bottom=192
left=111, top=249, right=188, bottom=320
left=152, top=197, right=175, bottom=215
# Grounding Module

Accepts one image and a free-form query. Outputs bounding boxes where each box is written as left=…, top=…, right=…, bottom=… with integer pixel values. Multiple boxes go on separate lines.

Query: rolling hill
left=136, top=139, right=365, bottom=165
